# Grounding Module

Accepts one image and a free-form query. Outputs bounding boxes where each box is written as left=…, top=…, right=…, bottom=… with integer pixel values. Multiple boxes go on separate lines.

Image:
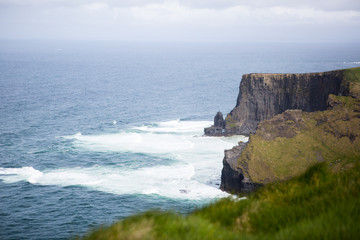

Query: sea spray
left=1, top=120, right=247, bottom=200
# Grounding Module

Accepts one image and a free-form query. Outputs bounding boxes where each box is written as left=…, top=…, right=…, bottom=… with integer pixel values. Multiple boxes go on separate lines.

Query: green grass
left=343, top=67, right=360, bottom=98
left=79, top=161, right=360, bottom=240
left=343, top=67, right=360, bottom=84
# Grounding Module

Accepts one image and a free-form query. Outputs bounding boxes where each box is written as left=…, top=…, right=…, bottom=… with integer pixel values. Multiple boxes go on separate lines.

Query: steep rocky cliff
left=205, top=70, right=346, bottom=136
left=219, top=142, right=262, bottom=193
left=219, top=67, right=360, bottom=193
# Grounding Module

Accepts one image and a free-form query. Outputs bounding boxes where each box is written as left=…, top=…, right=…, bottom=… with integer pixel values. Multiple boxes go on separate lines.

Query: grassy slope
left=79, top=68, right=360, bottom=239
left=343, top=67, right=360, bottom=98
left=79, top=162, right=360, bottom=240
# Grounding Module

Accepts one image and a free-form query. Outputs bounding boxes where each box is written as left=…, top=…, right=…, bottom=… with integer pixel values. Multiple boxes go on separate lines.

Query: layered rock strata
left=205, top=70, right=345, bottom=136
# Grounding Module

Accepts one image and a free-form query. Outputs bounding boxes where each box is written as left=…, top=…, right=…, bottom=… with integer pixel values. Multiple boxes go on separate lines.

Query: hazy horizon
left=1, top=0, right=360, bottom=43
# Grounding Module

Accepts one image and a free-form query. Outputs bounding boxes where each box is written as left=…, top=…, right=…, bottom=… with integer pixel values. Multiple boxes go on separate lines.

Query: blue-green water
left=1, top=41, right=359, bottom=239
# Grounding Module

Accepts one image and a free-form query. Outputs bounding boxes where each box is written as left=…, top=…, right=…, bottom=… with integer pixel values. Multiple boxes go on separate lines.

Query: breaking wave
left=0, top=120, right=248, bottom=200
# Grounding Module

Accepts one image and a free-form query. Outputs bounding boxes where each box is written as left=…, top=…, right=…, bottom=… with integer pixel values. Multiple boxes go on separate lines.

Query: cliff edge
left=219, top=67, right=360, bottom=193
left=205, top=70, right=346, bottom=136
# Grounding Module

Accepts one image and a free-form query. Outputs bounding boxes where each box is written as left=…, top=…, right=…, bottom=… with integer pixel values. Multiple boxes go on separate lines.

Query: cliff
left=219, top=142, right=261, bottom=193
left=205, top=70, right=346, bottom=136
left=220, top=67, right=360, bottom=193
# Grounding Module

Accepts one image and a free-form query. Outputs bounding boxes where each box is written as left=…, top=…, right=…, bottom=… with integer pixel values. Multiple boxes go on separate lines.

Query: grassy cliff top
left=343, top=67, right=360, bottom=98
left=79, top=161, right=360, bottom=240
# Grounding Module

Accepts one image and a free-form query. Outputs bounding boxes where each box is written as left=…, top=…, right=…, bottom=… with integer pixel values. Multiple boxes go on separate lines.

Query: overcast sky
left=1, top=0, right=359, bottom=42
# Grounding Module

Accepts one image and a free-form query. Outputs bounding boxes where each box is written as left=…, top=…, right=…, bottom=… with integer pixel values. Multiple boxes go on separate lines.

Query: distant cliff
left=218, top=67, right=360, bottom=193
left=205, top=70, right=346, bottom=136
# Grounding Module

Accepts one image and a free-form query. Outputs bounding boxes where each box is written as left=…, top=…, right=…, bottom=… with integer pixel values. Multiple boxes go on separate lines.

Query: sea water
left=1, top=41, right=360, bottom=239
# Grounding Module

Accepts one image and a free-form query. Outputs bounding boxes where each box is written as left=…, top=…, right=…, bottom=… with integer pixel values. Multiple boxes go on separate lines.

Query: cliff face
left=219, top=67, right=360, bottom=194
left=225, top=70, right=344, bottom=135
left=220, top=142, right=261, bottom=193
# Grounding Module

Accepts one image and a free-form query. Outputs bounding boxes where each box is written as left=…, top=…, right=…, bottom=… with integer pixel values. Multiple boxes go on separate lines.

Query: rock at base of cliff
left=220, top=142, right=260, bottom=193
left=214, top=111, right=225, bottom=128
left=204, top=111, right=226, bottom=136
left=204, top=126, right=224, bottom=136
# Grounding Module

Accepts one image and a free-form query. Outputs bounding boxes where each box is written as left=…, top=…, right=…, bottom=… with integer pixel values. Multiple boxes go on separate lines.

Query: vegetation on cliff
left=343, top=67, right=360, bottom=98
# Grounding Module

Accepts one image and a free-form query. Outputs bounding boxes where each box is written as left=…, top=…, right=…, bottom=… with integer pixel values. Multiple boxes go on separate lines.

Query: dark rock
left=225, top=70, right=344, bottom=135
left=214, top=112, right=225, bottom=128
left=204, top=126, right=224, bottom=136
left=220, top=142, right=261, bottom=193
left=204, top=111, right=225, bottom=136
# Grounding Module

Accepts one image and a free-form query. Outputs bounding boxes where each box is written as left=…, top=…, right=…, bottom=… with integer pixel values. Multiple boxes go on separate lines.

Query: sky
left=0, top=0, right=360, bottom=42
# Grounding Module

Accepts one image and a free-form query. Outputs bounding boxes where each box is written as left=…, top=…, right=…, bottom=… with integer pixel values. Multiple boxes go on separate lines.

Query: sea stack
left=204, top=111, right=225, bottom=136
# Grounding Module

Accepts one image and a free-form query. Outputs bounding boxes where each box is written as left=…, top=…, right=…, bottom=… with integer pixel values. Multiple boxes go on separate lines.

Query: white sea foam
left=64, top=120, right=247, bottom=158
left=1, top=120, right=248, bottom=200
left=133, top=120, right=213, bottom=133
left=0, top=164, right=228, bottom=199
left=64, top=121, right=248, bottom=185
left=0, top=166, right=43, bottom=184
left=67, top=131, right=195, bottom=154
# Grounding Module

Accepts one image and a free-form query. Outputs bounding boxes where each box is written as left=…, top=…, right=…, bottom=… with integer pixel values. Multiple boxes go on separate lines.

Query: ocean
left=0, top=41, right=359, bottom=239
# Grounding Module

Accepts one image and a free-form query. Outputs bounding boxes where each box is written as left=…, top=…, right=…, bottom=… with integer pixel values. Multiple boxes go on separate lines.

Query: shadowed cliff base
left=219, top=67, right=360, bottom=193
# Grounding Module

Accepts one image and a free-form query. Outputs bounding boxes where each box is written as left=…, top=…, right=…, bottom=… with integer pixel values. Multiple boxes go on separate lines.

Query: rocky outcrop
left=204, top=112, right=225, bottom=136
left=219, top=67, right=360, bottom=194
left=220, top=142, right=261, bottom=193
left=214, top=112, right=225, bottom=128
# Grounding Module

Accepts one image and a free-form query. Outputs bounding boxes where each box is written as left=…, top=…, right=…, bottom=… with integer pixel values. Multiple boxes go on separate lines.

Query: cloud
left=179, top=0, right=360, bottom=11
left=1, top=0, right=360, bottom=11
left=0, top=0, right=359, bottom=42
left=124, top=1, right=360, bottom=28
